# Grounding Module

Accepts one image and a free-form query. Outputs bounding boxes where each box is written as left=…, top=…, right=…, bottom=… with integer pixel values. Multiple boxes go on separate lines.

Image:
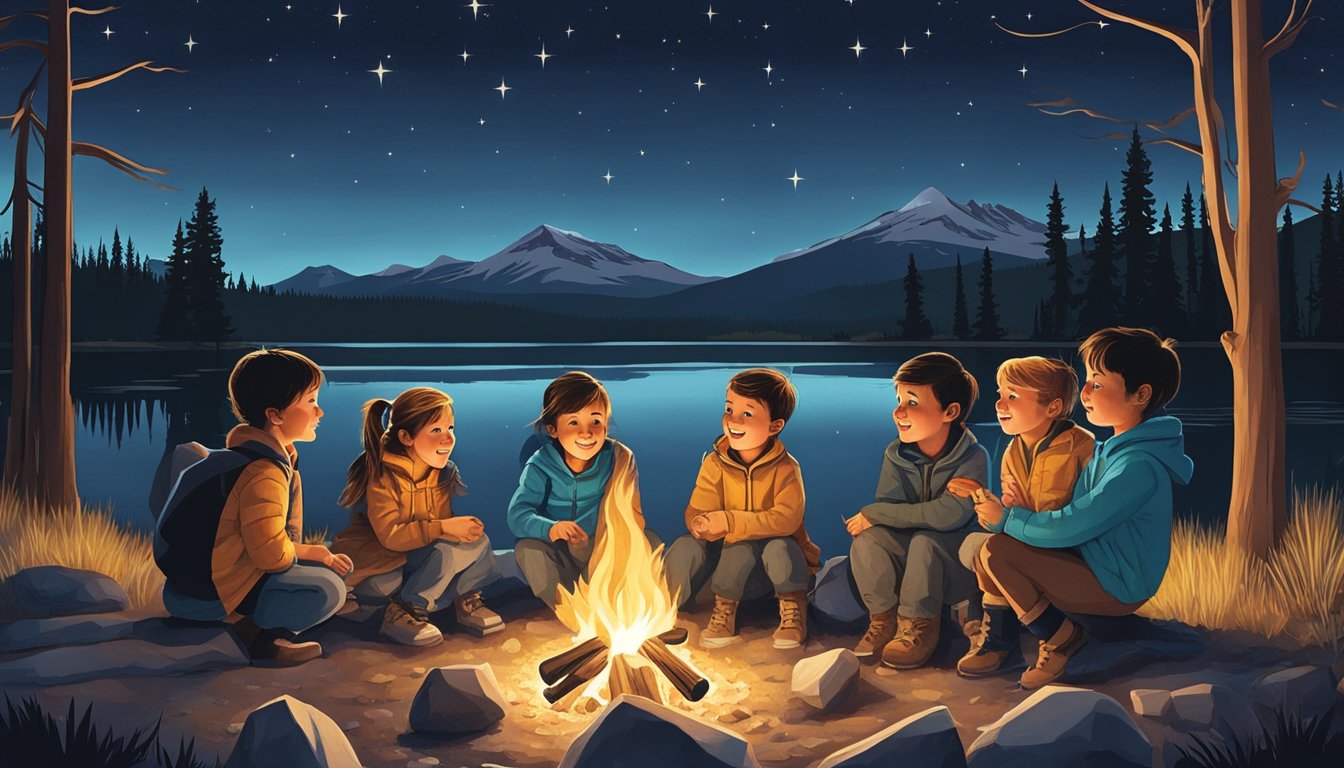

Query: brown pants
left=974, top=534, right=1144, bottom=624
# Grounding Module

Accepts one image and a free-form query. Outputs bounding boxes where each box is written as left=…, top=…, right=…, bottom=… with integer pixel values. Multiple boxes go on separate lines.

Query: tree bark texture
left=5, top=113, right=37, bottom=495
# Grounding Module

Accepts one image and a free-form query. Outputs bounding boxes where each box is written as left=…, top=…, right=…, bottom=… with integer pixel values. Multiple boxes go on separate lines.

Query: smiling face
left=270, top=385, right=323, bottom=445
left=723, top=388, right=784, bottom=464
left=1079, top=365, right=1150, bottom=435
left=995, top=380, right=1062, bottom=438
left=892, top=382, right=959, bottom=454
left=546, top=397, right=608, bottom=472
left=399, top=408, right=456, bottom=469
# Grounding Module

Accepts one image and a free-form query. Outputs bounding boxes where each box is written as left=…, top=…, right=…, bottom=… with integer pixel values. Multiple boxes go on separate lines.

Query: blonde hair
left=338, top=387, right=454, bottom=508
left=997, top=356, right=1080, bottom=416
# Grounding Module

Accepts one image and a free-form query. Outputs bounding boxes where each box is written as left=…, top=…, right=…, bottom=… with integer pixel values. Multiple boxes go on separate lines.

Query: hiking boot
left=1020, top=618, right=1087, bottom=690
left=234, top=617, right=323, bottom=666
left=773, top=591, right=808, bottom=649
left=334, top=594, right=361, bottom=618
left=381, top=601, right=443, bottom=647
left=880, top=615, right=940, bottom=669
left=853, top=609, right=900, bottom=658
left=455, top=591, right=505, bottom=636
left=957, top=605, right=1023, bottom=678
left=699, top=595, right=741, bottom=648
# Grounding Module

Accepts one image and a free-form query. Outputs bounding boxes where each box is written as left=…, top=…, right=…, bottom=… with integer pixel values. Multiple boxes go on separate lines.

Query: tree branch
left=72, top=61, right=186, bottom=91
left=0, top=39, right=49, bottom=55
left=1145, top=137, right=1204, bottom=158
left=998, top=20, right=1107, bottom=39
left=1324, top=98, right=1342, bottom=112
left=1286, top=199, right=1322, bottom=215
left=1075, top=0, right=1198, bottom=64
left=1263, top=0, right=1315, bottom=61
left=0, top=10, right=49, bottom=32
left=72, top=141, right=175, bottom=191
left=1275, top=151, right=1308, bottom=208
left=69, top=5, right=119, bottom=17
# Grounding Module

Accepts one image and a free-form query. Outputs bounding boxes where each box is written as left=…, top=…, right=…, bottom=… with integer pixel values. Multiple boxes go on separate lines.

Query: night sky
left=1, top=1, right=1338, bottom=283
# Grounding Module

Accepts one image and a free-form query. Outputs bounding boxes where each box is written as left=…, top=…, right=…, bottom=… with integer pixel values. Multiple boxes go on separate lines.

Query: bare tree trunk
left=39, top=0, right=78, bottom=509
left=4, top=114, right=38, bottom=495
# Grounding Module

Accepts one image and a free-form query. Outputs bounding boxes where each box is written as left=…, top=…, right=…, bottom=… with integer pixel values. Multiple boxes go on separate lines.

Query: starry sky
left=1, top=1, right=1339, bottom=283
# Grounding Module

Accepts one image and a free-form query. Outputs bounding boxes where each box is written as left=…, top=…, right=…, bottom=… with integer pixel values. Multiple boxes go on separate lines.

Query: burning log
left=606, top=654, right=663, bottom=704
left=539, top=636, right=607, bottom=685
left=638, top=637, right=709, bottom=702
left=543, top=648, right=609, bottom=704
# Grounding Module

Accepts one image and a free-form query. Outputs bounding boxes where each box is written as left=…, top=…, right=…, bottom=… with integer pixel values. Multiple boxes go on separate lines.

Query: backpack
left=149, top=441, right=293, bottom=602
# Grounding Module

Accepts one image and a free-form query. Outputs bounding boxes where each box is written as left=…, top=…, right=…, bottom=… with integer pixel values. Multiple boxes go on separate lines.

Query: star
left=332, top=5, right=347, bottom=27
left=1098, top=20, right=1109, bottom=29
left=102, top=25, right=113, bottom=40
left=566, top=25, right=575, bottom=38
left=285, top=4, right=292, bottom=10
left=1018, top=64, right=1029, bottom=78
left=535, top=44, right=552, bottom=67
left=460, top=49, right=471, bottom=64
left=479, top=118, right=486, bottom=125
left=602, top=170, right=614, bottom=184
left=495, top=78, right=511, bottom=98
left=899, top=40, right=913, bottom=57
left=762, top=22, right=770, bottom=31
left=763, top=61, right=773, bottom=78
left=850, top=38, right=866, bottom=58
left=788, top=169, right=804, bottom=189
left=705, top=6, right=716, bottom=23
left=184, top=35, right=197, bottom=52
left=694, top=78, right=706, bottom=91
left=368, top=61, right=392, bottom=85
left=925, top=28, right=933, bottom=39
left=466, top=0, right=488, bottom=20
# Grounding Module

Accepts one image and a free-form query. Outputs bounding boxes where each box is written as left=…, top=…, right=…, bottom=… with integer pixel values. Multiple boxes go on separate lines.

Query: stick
left=638, top=637, right=709, bottom=702
left=657, top=627, right=689, bottom=646
left=539, top=636, right=608, bottom=685
left=543, top=649, right=609, bottom=704
left=606, top=654, right=663, bottom=704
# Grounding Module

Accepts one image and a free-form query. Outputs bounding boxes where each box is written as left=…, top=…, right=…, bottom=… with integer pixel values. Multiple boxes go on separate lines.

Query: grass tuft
left=1172, top=704, right=1344, bottom=768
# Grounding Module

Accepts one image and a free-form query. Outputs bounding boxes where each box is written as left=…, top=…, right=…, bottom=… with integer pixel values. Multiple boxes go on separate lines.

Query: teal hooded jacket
left=507, top=438, right=616, bottom=541
left=990, top=415, right=1195, bottom=604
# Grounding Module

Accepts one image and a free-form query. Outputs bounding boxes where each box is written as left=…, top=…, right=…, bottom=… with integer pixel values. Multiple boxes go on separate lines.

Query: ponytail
left=337, top=398, right=393, bottom=508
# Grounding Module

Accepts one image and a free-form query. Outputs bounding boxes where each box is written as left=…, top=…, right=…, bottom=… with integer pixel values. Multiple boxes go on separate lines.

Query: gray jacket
left=859, top=425, right=989, bottom=531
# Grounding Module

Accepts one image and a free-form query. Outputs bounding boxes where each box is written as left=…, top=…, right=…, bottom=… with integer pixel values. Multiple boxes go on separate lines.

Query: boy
left=969, top=327, right=1192, bottom=689
left=664, top=368, right=821, bottom=649
left=162, top=349, right=351, bottom=665
left=946, top=356, right=1095, bottom=677
left=844, top=352, right=988, bottom=669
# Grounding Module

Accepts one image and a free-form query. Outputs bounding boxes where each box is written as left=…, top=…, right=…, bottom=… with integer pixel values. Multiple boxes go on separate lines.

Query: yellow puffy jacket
left=1001, top=419, right=1095, bottom=513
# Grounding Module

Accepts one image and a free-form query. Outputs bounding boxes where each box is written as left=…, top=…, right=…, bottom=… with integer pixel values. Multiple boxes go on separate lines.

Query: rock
left=408, top=664, right=507, bottom=735
left=0, top=612, right=139, bottom=652
left=1061, top=616, right=1205, bottom=683
left=479, top=549, right=540, bottom=607
left=819, top=705, right=966, bottom=768
left=808, top=557, right=867, bottom=632
left=502, top=638, right=522, bottom=653
left=227, top=723, right=244, bottom=735
left=911, top=689, right=944, bottom=702
left=1130, top=688, right=1173, bottom=720
left=0, top=566, right=128, bottom=619
left=366, top=673, right=396, bottom=684
left=1169, top=684, right=1263, bottom=746
left=558, top=694, right=760, bottom=768
left=224, top=695, right=361, bottom=768
left=1249, top=665, right=1338, bottom=725
left=341, top=721, right=360, bottom=732
left=791, top=649, right=859, bottom=711
left=966, top=686, right=1150, bottom=768
left=365, top=709, right=394, bottom=720
left=717, top=709, right=750, bottom=724
left=0, top=622, right=248, bottom=686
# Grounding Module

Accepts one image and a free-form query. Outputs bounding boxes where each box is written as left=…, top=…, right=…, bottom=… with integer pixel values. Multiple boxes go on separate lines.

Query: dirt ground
left=10, top=600, right=1342, bottom=768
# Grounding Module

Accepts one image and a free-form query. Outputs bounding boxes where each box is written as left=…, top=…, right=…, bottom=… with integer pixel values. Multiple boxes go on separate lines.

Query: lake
left=8, top=342, right=1342, bottom=560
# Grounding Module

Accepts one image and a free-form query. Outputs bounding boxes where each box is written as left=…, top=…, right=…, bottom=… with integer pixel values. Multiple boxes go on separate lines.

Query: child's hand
left=845, top=512, right=874, bottom=537
left=945, top=477, right=984, bottom=498
left=972, top=488, right=1005, bottom=529
left=441, top=516, right=484, bottom=543
left=322, top=550, right=354, bottom=577
left=696, top=511, right=729, bottom=541
left=1000, top=474, right=1025, bottom=509
left=549, top=520, right=589, bottom=545
left=690, top=514, right=709, bottom=539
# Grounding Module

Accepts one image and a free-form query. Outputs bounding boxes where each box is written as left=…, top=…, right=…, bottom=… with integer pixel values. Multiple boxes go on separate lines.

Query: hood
left=527, top=437, right=615, bottom=481
left=711, top=434, right=787, bottom=470
left=1101, top=415, right=1194, bottom=485
left=889, top=424, right=980, bottom=469
left=225, top=424, right=295, bottom=468
left=380, top=451, right=467, bottom=495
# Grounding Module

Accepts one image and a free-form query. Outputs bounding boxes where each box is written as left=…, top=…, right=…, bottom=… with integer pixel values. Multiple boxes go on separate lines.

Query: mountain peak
left=898, top=186, right=953, bottom=213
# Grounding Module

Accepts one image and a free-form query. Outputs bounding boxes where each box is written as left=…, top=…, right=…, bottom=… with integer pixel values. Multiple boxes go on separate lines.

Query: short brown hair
left=227, top=348, right=323, bottom=427
left=1078, top=327, right=1181, bottom=418
left=894, top=352, right=978, bottom=424
left=728, top=368, right=797, bottom=423
left=997, top=356, right=1080, bottom=415
left=535, top=371, right=611, bottom=432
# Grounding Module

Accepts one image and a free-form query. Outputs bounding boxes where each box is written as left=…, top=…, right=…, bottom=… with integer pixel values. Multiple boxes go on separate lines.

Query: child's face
left=723, top=388, right=783, bottom=454
left=995, top=380, right=1061, bottom=437
left=1080, top=365, right=1149, bottom=429
left=400, top=409, right=455, bottom=469
left=545, top=397, right=608, bottom=465
left=272, top=385, right=323, bottom=444
left=892, top=382, right=958, bottom=445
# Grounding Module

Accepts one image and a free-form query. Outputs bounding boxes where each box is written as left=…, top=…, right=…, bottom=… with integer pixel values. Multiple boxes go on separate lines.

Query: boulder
left=966, top=686, right=1151, bottom=768
left=0, top=566, right=128, bottom=619
left=791, top=649, right=860, bottom=712
left=0, top=612, right=139, bottom=652
left=1130, top=689, right=1173, bottom=720
left=1169, top=683, right=1263, bottom=746
left=479, top=549, right=540, bottom=607
left=558, top=694, right=759, bottom=768
left=408, top=664, right=507, bottom=735
left=818, top=705, right=966, bottom=768
left=1063, top=616, right=1205, bottom=683
left=1249, top=665, right=1338, bottom=725
left=808, top=557, right=867, bottom=632
left=224, top=695, right=361, bottom=768
left=0, top=621, right=248, bottom=686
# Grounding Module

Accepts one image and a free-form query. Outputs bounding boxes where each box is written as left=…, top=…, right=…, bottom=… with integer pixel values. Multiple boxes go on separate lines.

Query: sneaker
left=334, top=594, right=361, bottom=617
left=853, top=609, right=900, bottom=658
left=699, top=595, right=741, bottom=648
left=956, top=605, right=1022, bottom=678
left=1020, top=619, right=1087, bottom=690
left=455, top=591, right=505, bottom=636
left=381, top=601, right=443, bottom=647
left=880, top=615, right=940, bottom=669
left=772, top=591, right=808, bottom=649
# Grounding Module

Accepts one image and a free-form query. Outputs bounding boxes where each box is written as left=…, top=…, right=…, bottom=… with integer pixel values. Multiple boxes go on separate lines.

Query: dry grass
left=1143, top=486, right=1344, bottom=648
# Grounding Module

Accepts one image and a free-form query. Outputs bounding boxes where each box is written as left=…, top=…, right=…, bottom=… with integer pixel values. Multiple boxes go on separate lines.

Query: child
left=333, top=387, right=503, bottom=647
left=162, top=349, right=350, bottom=666
left=844, top=352, right=988, bottom=668
left=969, top=327, right=1192, bottom=689
left=663, top=368, right=821, bottom=650
left=946, top=356, right=1095, bottom=677
left=507, top=371, right=661, bottom=607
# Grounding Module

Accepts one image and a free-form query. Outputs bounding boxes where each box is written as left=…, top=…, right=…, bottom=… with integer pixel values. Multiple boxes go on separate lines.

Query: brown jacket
left=685, top=436, right=821, bottom=572
left=332, top=452, right=466, bottom=587
left=211, top=425, right=301, bottom=615
left=1001, top=420, right=1095, bottom=513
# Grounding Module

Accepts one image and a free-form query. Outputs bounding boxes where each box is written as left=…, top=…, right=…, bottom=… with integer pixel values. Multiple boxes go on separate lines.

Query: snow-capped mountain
left=271, top=264, right=359, bottom=294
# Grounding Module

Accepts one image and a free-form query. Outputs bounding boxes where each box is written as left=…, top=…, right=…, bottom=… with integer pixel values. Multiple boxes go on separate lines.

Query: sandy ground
left=8, top=599, right=1342, bottom=768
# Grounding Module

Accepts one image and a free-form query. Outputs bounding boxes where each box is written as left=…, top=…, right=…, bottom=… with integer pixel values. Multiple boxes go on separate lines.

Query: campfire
left=539, top=468, right=709, bottom=706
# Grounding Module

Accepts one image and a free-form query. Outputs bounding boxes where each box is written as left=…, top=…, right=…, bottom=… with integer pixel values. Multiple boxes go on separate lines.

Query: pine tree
left=900, top=254, right=933, bottom=339
left=1032, top=302, right=1042, bottom=339
left=1314, top=174, right=1340, bottom=338
left=110, top=227, right=124, bottom=278
left=251, top=278, right=260, bottom=293
left=952, top=256, right=971, bottom=339
left=974, top=247, right=1004, bottom=340
left=235, top=269, right=249, bottom=294
left=1278, top=207, right=1300, bottom=339
left=1045, top=182, right=1072, bottom=339
left=1181, top=183, right=1198, bottom=325
left=1077, top=184, right=1121, bottom=336
left=1150, top=204, right=1184, bottom=335
left=1306, top=262, right=1319, bottom=337
left=183, top=187, right=233, bottom=345
left=1118, top=127, right=1157, bottom=325
left=1196, top=194, right=1230, bottom=338
left=156, top=221, right=191, bottom=341
left=125, top=237, right=139, bottom=281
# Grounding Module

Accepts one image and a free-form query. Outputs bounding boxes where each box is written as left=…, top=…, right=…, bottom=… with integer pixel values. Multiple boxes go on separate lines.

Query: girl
left=507, top=371, right=661, bottom=607
left=334, top=387, right=503, bottom=646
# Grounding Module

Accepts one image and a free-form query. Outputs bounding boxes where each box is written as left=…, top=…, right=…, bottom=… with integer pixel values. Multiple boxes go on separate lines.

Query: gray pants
left=162, top=561, right=345, bottom=634
left=664, top=535, right=809, bottom=607
left=849, top=526, right=978, bottom=618
left=959, top=531, right=993, bottom=571
left=515, top=529, right=663, bottom=608
left=353, top=535, right=499, bottom=614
